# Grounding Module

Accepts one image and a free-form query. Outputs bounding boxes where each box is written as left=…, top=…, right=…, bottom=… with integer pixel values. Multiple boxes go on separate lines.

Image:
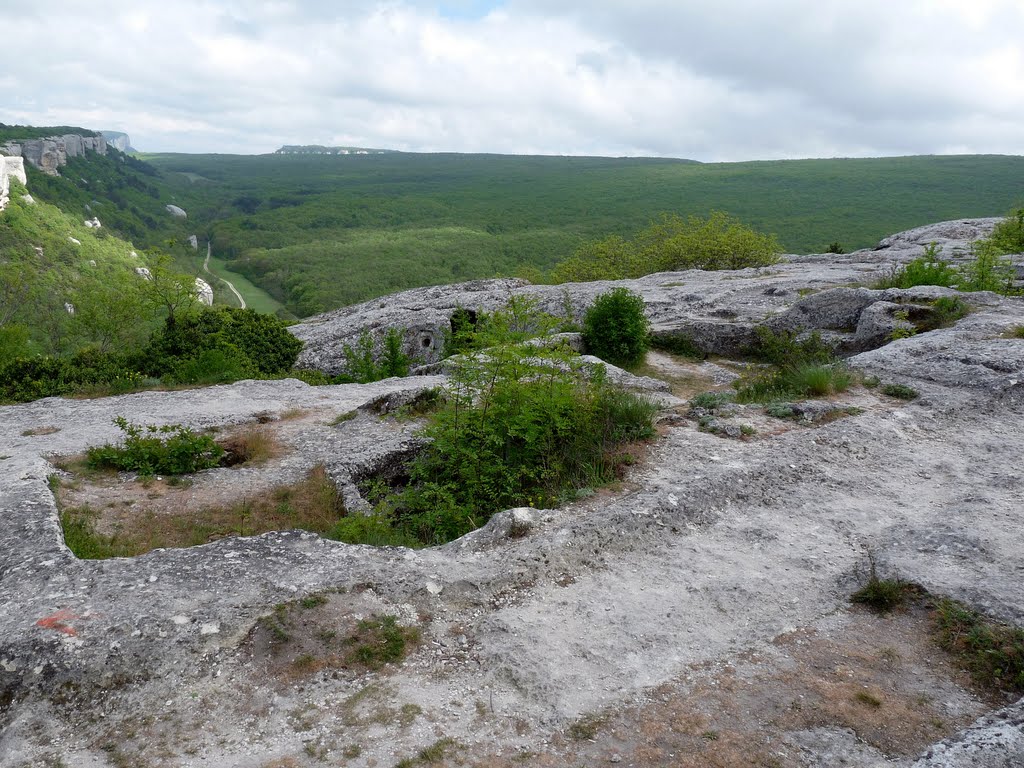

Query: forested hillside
left=147, top=152, right=1024, bottom=316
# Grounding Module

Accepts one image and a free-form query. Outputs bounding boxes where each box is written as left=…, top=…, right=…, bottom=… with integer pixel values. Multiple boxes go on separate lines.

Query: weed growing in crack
left=851, top=558, right=915, bottom=614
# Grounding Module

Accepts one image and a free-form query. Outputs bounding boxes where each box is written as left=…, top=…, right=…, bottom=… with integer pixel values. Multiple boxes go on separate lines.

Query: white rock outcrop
left=0, top=156, right=27, bottom=211
left=195, top=277, right=213, bottom=306
left=165, top=204, right=187, bottom=218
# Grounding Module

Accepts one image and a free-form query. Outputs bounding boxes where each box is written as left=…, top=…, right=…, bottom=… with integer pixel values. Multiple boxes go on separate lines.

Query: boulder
left=165, top=204, right=187, bottom=218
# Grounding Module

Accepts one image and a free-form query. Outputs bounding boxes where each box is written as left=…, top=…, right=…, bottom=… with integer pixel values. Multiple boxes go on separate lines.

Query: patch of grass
left=393, top=738, right=457, bottom=767
left=932, top=599, right=1024, bottom=693
left=1006, top=325, right=1024, bottom=338
left=59, top=465, right=344, bottom=558
left=651, top=332, right=705, bottom=359
left=689, top=391, right=734, bottom=410
left=764, top=402, right=795, bottom=419
left=345, top=615, right=420, bottom=670
left=567, top=712, right=607, bottom=741
left=219, top=425, right=280, bottom=465
left=854, top=690, right=883, bottom=708
left=331, top=410, right=358, bottom=425
left=875, top=245, right=959, bottom=289
left=736, top=362, right=852, bottom=403
left=924, top=296, right=971, bottom=330
left=881, top=383, right=919, bottom=400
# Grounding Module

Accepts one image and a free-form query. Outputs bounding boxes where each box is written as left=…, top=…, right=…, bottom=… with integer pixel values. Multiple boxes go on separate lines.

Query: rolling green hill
left=145, top=152, right=1024, bottom=317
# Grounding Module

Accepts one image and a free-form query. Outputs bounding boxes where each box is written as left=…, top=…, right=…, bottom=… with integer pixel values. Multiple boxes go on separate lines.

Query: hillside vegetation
left=146, top=152, right=1024, bottom=316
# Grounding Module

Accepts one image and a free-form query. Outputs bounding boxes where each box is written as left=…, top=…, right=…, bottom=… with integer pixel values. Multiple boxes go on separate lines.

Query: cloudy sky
left=3, top=0, right=1023, bottom=160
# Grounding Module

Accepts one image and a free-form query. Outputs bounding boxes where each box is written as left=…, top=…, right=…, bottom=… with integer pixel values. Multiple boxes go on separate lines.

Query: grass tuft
left=932, top=599, right=1024, bottom=693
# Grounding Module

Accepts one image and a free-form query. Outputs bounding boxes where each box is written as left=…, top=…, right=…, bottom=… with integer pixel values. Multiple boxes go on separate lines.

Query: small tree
left=582, top=288, right=650, bottom=368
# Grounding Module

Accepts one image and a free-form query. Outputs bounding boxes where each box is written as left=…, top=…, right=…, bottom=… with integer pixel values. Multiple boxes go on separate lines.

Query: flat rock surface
left=1, top=220, right=1024, bottom=767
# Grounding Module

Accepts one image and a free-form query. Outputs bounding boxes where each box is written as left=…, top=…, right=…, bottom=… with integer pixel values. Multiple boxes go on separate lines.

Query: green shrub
left=86, top=417, right=224, bottom=476
left=0, top=348, right=144, bottom=403
left=825, top=242, right=845, bottom=254
left=852, top=575, right=912, bottom=613
left=876, top=244, right=958, bottom=289
left=552, top=211, right=781, bottom=282
left=352, top=341, right=657, bottom=546
left=957, top=240, right=1017, bottom=294
left=986, top=207, right=1024, bottom=255
left=339, top=327, right=413, bottom=382
left=582, top=288, right=650, bottom=368
left=137, top=305, right=303, bottom=379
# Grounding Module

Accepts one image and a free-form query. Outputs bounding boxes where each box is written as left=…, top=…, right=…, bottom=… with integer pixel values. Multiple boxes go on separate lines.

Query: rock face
left=100, top=131, right=134, bottom=152
left=0, top=156, right=27, bottom=211
left=1, top=218, right=1023, bottom=767
left=291, top=218, right=1004, bottom=374
left=0, top=133, right=107, bottom=176
left=165, top=204, right=187, bottom=218
left=194, top=277, right=213, bottom=306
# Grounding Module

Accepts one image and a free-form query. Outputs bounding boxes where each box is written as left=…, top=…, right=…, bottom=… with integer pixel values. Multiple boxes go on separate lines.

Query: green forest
left=145, top=152, right=1024, bottom=316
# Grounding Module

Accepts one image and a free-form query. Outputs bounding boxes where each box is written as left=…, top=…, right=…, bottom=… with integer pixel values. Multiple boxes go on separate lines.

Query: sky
left=2, top=0, right=1023, bottom=160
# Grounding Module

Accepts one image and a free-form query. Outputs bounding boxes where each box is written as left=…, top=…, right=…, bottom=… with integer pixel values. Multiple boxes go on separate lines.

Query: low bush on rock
left=87, top=417, right=224, bottom=476
left=734, top=328, right=850, bottom=403
left=582, top=287, right=650, bottom=368
left=337, top=323, right=658, bottom=547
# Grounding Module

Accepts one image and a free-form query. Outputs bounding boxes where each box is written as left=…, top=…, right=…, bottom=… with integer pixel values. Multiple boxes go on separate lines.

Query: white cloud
left=1, top=0, right=1022, bottom=159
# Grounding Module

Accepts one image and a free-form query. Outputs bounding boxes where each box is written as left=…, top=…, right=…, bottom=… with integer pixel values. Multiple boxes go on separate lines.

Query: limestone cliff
left=0, top=133, right=107, bottom=176
left=100, top=130, right=135, bottom=152
left=0, top=155, right=27, bottom=210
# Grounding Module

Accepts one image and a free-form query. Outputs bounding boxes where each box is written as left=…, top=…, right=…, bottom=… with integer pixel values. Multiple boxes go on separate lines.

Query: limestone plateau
left=0, top=133, right=108, bottom=176
left=1, top=219, right=1023, bottom=766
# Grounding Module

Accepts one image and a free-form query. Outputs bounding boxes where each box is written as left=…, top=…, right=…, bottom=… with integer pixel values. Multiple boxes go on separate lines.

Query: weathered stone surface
left=912, top=701, right=1024, bottom=767
left=1, top=219, right=1023, bottom=766
left=165, top=204, right=187, bottom=218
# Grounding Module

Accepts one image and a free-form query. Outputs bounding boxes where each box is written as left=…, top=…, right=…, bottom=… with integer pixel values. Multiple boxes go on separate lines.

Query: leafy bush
left=957, top=240, right=1017, bottom=294
left=86, top=417, right=224, bottom=476
left=552, top=212, right=782, bottom=282
left=986, top=207, right=1024, bottom=255
left=350, top=341, right=657, bottom=546
left=582, top=288, right=650, bottom=368
left=137, top=305, right=302, bottom=380
left=0, top=348, right=144, bottom=403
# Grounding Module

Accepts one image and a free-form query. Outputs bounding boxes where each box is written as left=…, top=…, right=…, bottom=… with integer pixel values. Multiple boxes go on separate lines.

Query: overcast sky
left=2, top=0, right=1023, bottom=160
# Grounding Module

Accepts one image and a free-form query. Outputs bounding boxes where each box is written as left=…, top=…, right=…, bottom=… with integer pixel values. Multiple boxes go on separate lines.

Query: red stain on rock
left=35, top=609, right=80, bottom=636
